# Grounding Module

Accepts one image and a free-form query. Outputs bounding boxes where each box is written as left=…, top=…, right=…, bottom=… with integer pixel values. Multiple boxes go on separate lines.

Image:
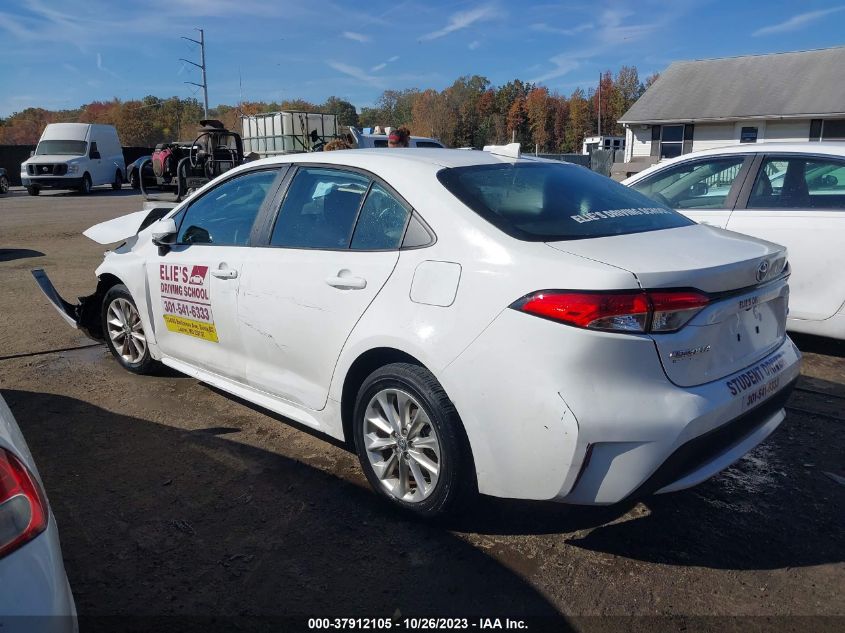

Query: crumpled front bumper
left=31, top=269, right=101, bottom=340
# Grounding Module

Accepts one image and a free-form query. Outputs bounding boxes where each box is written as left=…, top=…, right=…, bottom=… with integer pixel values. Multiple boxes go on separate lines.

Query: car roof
left=246, top=148, right=560, bottom=171
left=625, top=142, right=845, bottom=183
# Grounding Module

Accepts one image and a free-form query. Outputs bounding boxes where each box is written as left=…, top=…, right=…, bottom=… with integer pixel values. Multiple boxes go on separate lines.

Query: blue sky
left=1, top=0, right=844, bottom=117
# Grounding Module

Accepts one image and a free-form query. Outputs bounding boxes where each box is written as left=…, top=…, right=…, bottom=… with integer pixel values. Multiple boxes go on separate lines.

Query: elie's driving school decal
left=159, top=264, right=218, bottom=342
left=570, top=207, right=674, bottom=223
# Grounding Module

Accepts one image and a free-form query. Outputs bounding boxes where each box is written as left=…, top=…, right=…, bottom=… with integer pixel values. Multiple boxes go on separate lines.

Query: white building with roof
left=617, top=47, right=845, bottom=171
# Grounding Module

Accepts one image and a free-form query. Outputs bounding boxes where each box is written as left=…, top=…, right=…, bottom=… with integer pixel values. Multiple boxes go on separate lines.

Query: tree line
left=0, top=66, right=655, bottom=153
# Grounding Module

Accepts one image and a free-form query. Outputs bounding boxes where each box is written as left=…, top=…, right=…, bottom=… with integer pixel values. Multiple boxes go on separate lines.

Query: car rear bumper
left=441, top=309, right=801, bottom=504
left=21, top=177, right=84, bottom=189
left=0, top=518, right=77, bottom=631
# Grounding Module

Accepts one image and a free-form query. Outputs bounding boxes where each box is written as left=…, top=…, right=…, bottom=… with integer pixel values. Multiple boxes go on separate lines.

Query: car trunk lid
left=547, top=224, right=790, bottom=386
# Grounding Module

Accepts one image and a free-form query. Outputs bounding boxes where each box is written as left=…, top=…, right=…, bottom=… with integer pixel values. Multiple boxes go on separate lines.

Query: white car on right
left=624, top=142, right=845, bottom=340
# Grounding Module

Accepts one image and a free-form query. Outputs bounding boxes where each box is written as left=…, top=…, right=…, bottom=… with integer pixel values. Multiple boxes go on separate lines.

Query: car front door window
left=632, top=157, right=746, bottom=210
left=178, top=169, right=280, bottom=246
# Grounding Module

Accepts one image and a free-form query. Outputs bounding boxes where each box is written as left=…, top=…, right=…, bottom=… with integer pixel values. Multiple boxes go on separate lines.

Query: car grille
left=28, top=164, right=67, bottom=175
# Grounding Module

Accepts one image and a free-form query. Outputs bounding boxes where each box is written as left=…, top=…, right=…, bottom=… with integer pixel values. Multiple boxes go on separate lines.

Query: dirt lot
left=1, top=186, right=843, bottom=632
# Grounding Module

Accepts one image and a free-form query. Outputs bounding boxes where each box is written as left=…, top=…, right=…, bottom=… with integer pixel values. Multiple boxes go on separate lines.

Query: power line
left=181, top=28, right=208, bottom=119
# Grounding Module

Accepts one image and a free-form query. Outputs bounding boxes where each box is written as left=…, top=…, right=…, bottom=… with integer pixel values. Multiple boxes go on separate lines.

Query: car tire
left=129, top=170, right=140, bottom=190
left=112, top=170, right=122, bottom=191
left=102, top=284, right=157, bottom=375
left=78, top=173, right=92, bottom=195
left=0, top=175, right=9, bottom=194
left=26, top=185, right=40, bottom=196
left=353, top=362, right=474, bottom=519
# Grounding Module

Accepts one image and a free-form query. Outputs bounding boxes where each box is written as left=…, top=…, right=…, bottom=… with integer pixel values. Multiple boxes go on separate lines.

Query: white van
left=21, top=123, right=125, bottom=195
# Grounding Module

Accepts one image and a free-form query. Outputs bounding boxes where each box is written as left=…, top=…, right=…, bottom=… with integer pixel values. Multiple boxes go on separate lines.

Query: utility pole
left=181, top=28, right=208, bottom=119
left=597, top=73, right=602, bottom=137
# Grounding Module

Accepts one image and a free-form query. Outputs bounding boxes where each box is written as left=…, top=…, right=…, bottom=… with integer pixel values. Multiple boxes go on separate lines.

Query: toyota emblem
left=756, top=260, right=770, bottom=282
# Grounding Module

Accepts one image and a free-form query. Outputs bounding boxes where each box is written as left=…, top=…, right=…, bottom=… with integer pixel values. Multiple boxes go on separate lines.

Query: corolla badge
left=756, top=259, right=770, bottom=282
left=668, top=345, right=712, bottom=362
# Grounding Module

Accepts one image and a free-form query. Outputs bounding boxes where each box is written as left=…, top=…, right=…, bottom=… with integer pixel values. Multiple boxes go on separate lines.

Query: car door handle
left=211, top=267, right=238, bottom=279
left=325, top=274, right=367, bottom=290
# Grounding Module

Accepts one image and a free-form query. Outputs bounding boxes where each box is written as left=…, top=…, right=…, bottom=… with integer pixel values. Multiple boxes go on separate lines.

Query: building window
left=740, top=127, right=758, bottom=143
left=822, top=119, right=845, bottom=140
left=659, top=125, right=684, bottom=159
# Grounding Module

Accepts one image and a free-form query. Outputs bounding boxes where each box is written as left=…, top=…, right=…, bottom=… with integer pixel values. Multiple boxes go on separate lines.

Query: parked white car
left=21, top=123, right=125, bottom=196
left=34, top=149, right=800, bottom=517
left=624, top=142, right=845, bottom=340
left=350, top=128, right=445, bottom=149
left=0, top=396, right=76, bottom=631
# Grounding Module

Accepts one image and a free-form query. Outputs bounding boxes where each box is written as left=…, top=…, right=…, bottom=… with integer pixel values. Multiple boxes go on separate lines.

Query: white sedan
left=34, top=147, right=800, bottom=517
left=623, top=142, right=845, bottom=340
left=0, top=396, right=76, bottom=631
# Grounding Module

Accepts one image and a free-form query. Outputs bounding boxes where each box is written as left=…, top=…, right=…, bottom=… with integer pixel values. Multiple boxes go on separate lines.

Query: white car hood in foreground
left=547, top=224, right=787, bottom=293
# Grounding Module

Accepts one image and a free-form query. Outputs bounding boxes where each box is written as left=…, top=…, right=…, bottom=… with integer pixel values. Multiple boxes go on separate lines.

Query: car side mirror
left=151, top=217, right=178, bottom=247
left=90, top=150, right=101, bottom=159
left=29, top=150, right=35, bottom=158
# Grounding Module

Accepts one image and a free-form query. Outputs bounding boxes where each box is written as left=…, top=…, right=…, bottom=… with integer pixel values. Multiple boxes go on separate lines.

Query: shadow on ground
left=791, top=332, right=845, bottom=359
left=0, top=248, right=45, bottom=262
left=3, top=389, right=570, bottom=627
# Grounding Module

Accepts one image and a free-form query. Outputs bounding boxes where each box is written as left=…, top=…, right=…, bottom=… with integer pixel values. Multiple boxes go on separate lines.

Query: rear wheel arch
left=340, top=347, right=476, bottom=478
left=341, top=347, right=420, bottom=447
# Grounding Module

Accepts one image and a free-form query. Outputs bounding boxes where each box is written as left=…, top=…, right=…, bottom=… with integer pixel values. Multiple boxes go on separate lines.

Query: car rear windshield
left=437, top=162, right=693, bottom=241
left=35, top=140, right=87, bottom=156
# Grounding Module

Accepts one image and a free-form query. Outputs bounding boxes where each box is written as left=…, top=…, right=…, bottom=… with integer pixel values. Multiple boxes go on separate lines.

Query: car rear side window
left=437, top=162, right=692, bottom=241
left=350, top=183, right=410, bottom=250
left=271, top=167, right=370, bottom=249
left=748, top=156, right=845, bottom=210
left=177, top=169, right=278, bottom=246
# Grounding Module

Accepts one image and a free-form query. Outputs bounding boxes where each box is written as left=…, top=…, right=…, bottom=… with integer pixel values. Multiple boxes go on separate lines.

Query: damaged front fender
left=31, top=205, right=175, bottom=341
left=31, top=269, right=105, bottom=341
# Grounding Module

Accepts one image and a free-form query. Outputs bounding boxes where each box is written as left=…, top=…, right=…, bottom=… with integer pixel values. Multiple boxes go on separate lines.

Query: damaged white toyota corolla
left=33, top=147, right=801, bottom=517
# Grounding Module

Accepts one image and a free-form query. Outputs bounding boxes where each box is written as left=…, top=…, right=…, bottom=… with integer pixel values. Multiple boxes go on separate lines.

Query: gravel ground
left=1, top=186, right=843, bottom=632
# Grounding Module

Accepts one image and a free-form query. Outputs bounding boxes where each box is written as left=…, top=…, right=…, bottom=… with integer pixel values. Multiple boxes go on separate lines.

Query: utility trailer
left=241, top=111, right=340, bottom=157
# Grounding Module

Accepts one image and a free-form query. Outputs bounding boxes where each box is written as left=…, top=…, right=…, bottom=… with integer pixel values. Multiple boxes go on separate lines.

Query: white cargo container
left=241, top=111, right=339, bottom=157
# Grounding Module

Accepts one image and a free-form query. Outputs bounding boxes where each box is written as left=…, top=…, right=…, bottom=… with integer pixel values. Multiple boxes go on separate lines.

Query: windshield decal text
left=570, top=207, right=673, bottom=223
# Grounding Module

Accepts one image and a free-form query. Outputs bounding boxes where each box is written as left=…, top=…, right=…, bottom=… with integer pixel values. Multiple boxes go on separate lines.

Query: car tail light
left=513, top=290, right=710, bottom=333
left=0, top=448, right=48, bottom=559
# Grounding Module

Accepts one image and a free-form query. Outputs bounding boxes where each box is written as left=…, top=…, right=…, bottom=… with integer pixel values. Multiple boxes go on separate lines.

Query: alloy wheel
left=106, top=298, right=147, bottom=363
left=362, top=388, right=441, bottom=503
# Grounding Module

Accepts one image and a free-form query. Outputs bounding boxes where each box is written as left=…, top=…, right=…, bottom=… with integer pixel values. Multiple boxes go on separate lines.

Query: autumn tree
left=550, top=94, right=569, bottom=152
left=474, top=89, right=496, bottom=147
left=525, top=87, right=552, bottom=152
left=321, top=96, right=359, bottom=127
left=565, top=88, right=590, bottom=153
left=0, top=65, right=655, bottom=150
